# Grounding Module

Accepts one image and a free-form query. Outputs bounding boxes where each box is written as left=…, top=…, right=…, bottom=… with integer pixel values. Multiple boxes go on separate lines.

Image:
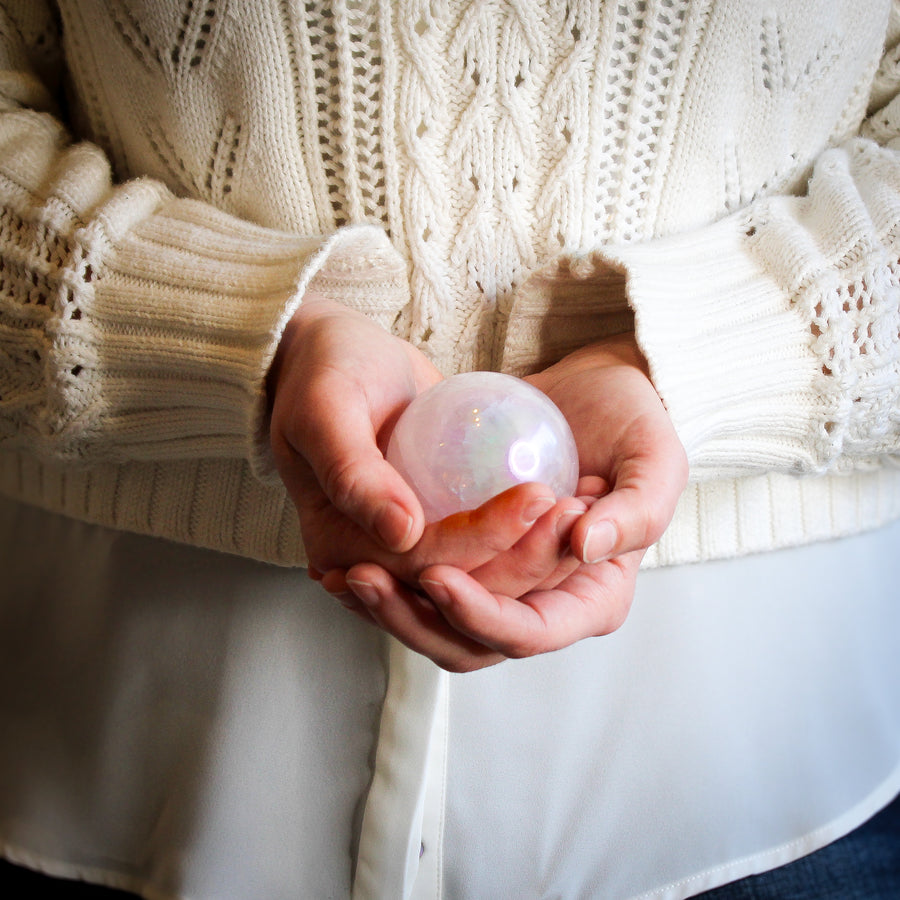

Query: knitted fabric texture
left=1, top=0, right=900, bottom=565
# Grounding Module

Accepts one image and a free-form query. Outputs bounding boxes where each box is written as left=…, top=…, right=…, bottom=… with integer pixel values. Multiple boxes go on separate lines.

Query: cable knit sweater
left=1, top=0, right=900, bottom=568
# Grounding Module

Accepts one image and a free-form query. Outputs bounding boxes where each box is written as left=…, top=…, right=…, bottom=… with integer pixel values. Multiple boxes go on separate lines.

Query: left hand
left=330, top=333, right=688, bottom=672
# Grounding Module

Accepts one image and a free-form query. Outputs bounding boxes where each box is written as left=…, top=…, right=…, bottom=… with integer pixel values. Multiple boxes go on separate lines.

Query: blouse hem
left=631, top=762, right=900, bottom=900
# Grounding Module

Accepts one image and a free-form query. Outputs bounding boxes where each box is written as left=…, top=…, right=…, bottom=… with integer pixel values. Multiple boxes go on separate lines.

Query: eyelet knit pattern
left=1, top=0, right=900, bottom=566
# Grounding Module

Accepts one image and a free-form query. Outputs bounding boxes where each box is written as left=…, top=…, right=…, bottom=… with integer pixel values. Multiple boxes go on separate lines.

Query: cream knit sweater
left=1, top=0, right=900, bottom=567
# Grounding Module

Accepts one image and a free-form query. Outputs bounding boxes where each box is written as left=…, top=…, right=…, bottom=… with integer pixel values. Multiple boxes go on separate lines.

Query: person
left=0, top=1, right=898, bottom=897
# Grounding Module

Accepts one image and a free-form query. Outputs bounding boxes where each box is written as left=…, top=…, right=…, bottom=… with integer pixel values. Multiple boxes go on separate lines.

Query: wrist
left=529, top=332, right=650, bottom=394
left=266, top=292, right=348, bottom=414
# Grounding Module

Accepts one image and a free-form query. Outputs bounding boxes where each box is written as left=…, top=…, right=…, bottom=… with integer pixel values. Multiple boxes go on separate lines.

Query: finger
left=419, top=551, right=642, bottom=658
left=275, top=373, right=424, bottom=553
left=319, top=568, right=378, bottom=625
left=297, top=480, right=561, bottom=586
left=403, top=482, right=558, bottom=577
left=344, top=563, right=507, bottom=673
left=575, top=475, right=609, bottom=499
left=572, top=424, right=688, bottom=564
left=466, top=499, right=586, bottom=596
left=293, top=478, right=558, bottom=580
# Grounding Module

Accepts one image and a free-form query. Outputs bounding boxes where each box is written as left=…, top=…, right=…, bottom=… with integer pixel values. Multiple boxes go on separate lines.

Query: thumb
left=572, top=420, right=688, bottom=564
left=274, top=378, right=425, bottom=553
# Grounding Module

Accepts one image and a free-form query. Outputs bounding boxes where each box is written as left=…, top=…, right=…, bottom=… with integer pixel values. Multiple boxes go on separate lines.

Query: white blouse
left=1, top=493, right=898, bottom=900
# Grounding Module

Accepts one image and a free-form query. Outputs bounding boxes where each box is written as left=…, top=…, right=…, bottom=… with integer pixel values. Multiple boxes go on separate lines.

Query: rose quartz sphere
left=386, top=371, right=579, bottom=522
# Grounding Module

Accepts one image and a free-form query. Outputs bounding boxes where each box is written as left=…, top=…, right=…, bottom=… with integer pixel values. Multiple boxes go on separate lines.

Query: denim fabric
left=695, top=794, right=900, bottom=899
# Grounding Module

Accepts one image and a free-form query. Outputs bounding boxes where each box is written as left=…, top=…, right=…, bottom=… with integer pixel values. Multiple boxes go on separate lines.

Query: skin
left=269, top=296, right=688, bottom=672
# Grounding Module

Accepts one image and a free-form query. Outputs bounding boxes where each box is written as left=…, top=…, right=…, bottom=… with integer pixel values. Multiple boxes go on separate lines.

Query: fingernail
left=555, top=509, right=582, bottom=540
left=420, top=578, right=451, bottom=606
left=523, top=496, right=556, bottom=526
left=378, top=509, right=415, bottom=552
left=347, top=578, right=381, bottom=607
left=584, top=520, right=618, bottom=564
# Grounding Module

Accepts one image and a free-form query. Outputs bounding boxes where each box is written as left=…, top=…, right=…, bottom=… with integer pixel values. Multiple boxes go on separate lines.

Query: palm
left=526, top=334, right=687, bottom=563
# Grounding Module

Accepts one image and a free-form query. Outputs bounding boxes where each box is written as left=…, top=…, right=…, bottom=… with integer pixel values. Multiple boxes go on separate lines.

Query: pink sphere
left=386, top=372, right=579, bottom=522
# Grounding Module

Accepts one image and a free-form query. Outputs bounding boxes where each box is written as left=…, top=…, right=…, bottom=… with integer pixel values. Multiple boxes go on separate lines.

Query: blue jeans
left=695, top=793, right=900, bottom=899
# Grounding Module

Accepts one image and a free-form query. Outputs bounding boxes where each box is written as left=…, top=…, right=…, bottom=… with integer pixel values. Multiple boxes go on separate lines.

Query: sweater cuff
left=497, top=252, right=636, bottom=377
left=70, top=194, right=408, bottom=481
left=600, top=214, right=823, bottom=478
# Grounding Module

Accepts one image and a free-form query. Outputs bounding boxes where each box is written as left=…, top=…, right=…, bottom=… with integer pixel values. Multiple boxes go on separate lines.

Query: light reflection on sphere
left=386, top=372, right=580, bottom=522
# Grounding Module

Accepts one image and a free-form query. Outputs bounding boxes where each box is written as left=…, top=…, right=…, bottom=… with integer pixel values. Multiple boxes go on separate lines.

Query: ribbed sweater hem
left=3, top=450, right=898, bottom=569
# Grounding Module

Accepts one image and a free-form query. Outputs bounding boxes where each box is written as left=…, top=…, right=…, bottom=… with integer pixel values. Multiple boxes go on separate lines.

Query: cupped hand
left=268, top=296, right=582, bottom=586
left=268, top=294, right=439, bottom=558
left=528, top=332, right=688, bottom=569
left=335, top=333, right=688, bottom=672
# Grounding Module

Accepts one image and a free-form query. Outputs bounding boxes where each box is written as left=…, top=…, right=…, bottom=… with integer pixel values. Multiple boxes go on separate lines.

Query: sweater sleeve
left=0, top=2, right=409, bottom=483
left=502, top=7, right=900, bottom=483
left=598, top=145, right=900, bottom=481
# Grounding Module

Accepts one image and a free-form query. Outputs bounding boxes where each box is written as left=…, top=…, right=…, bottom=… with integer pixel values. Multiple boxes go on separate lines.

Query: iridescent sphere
left=386, top=371, right=579, bottom=522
